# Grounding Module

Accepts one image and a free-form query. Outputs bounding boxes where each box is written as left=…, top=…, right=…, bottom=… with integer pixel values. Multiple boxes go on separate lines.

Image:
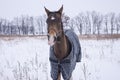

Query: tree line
left=0, top=15, right=47, bottom=35
left=0, top=11, right=120, bottom=35
left=67, top=11, right=120, bottom=35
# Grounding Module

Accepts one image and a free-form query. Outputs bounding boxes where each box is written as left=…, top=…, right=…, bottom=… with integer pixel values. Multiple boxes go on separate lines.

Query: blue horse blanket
left=49, top=29, right=82, bottom=80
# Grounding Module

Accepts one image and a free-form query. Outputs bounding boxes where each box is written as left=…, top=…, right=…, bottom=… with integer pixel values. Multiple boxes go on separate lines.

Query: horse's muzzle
left=47, top=33, right=57, bottom=46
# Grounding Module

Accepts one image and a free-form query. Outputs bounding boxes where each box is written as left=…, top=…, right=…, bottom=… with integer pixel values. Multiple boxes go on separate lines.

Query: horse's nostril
left=54, top=36, right=57, bottom=42
left=47, top=34, right=50, bottom=40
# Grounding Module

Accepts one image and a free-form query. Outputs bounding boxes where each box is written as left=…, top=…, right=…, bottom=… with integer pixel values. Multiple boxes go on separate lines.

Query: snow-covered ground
left=0, top=37, right=120, bottom=80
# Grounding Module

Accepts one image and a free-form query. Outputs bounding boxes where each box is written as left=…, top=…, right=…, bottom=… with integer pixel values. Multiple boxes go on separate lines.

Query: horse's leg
left=69, top=74, right=73, bottom=80
left=57, top=70, right=61, bottom=80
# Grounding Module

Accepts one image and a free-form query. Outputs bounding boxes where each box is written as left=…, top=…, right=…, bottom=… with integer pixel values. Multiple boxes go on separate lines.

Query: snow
left=0, top=37, right=120, bottom=80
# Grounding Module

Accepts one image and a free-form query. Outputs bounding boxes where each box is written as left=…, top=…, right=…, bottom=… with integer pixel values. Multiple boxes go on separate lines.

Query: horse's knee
left=57, top=71, right=61, bottom=80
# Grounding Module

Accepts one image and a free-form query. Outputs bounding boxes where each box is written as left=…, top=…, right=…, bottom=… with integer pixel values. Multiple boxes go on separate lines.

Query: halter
left=55, top=30, right=63, bottom=42
left=47, top=29, right=63, bottom=42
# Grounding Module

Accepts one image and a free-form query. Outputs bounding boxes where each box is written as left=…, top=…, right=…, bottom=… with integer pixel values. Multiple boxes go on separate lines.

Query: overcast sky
left=0, top=0, right=120, bottom=20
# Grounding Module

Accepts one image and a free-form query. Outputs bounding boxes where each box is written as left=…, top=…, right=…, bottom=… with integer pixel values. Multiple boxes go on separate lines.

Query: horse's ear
left=44, top=7, right=50, bottom=16
left=58, top=5, right=63, bottom=15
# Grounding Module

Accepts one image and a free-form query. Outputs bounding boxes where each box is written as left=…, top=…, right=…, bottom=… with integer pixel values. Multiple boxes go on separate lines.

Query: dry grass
left=0, top=35, right=47, bottom=41
left=0, top=34, right=120, bottom=41
left=79, top=34, right=120, bottom=40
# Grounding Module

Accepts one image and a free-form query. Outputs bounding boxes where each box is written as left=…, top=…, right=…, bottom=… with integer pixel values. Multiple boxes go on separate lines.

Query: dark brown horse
left=45, top=6, right=81, bottom=80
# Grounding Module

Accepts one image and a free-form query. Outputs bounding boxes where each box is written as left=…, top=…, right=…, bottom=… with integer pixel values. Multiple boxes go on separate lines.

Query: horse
left=44, top=5, right=81, bottom=80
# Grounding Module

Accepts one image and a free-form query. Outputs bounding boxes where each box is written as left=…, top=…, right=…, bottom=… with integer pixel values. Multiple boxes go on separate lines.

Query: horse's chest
left=54, top=44, right=68, bottom=59
left=54, top=49, right=66, bottom=60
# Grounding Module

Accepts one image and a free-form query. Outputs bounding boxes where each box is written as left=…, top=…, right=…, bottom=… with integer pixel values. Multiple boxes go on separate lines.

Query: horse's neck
left=54, top=33, right=70, bottom=60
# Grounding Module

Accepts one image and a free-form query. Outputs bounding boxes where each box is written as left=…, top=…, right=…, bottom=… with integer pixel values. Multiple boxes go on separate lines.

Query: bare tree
left=29, top=17, right=35, bottom=35
left=104, top=14, right=109, bottom=34
left=91, top=11, right=98, bottom=34
left=36, top=15, right=46, bottom=35
left=0, top=19, right=3, bottom=34
left=13, top=17, right=21, bottom=35
left=115, top=13, right=120, bottom=34
left=37, top=16, right=44, bottom=35
left=21, top=16, right=30, bottom=35
left=21, top=16, right=25, bottom=35
left=96, top=14, right=103, bottom=35
left=109, top=13, right=115, bottom=34
left=2, top=19, right=11, bottom=35
left=90, top=11, right=103, bottom=34
left=74, top=13, right=84, bottom=34
left=84, top=12, right=92, bottom=34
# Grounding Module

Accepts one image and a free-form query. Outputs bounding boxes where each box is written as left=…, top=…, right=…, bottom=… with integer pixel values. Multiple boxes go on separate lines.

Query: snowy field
left=0, top=37, right=120, bottom=80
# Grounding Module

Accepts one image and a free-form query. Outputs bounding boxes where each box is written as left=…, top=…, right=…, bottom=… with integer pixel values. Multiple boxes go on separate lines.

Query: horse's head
left=45, top=5, right=63, bottom=46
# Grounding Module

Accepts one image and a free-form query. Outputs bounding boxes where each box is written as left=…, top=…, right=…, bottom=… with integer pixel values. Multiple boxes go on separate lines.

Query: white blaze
left=48, top=35, right=55, bottom=46
left=51, top=16, right=55, bottom=20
